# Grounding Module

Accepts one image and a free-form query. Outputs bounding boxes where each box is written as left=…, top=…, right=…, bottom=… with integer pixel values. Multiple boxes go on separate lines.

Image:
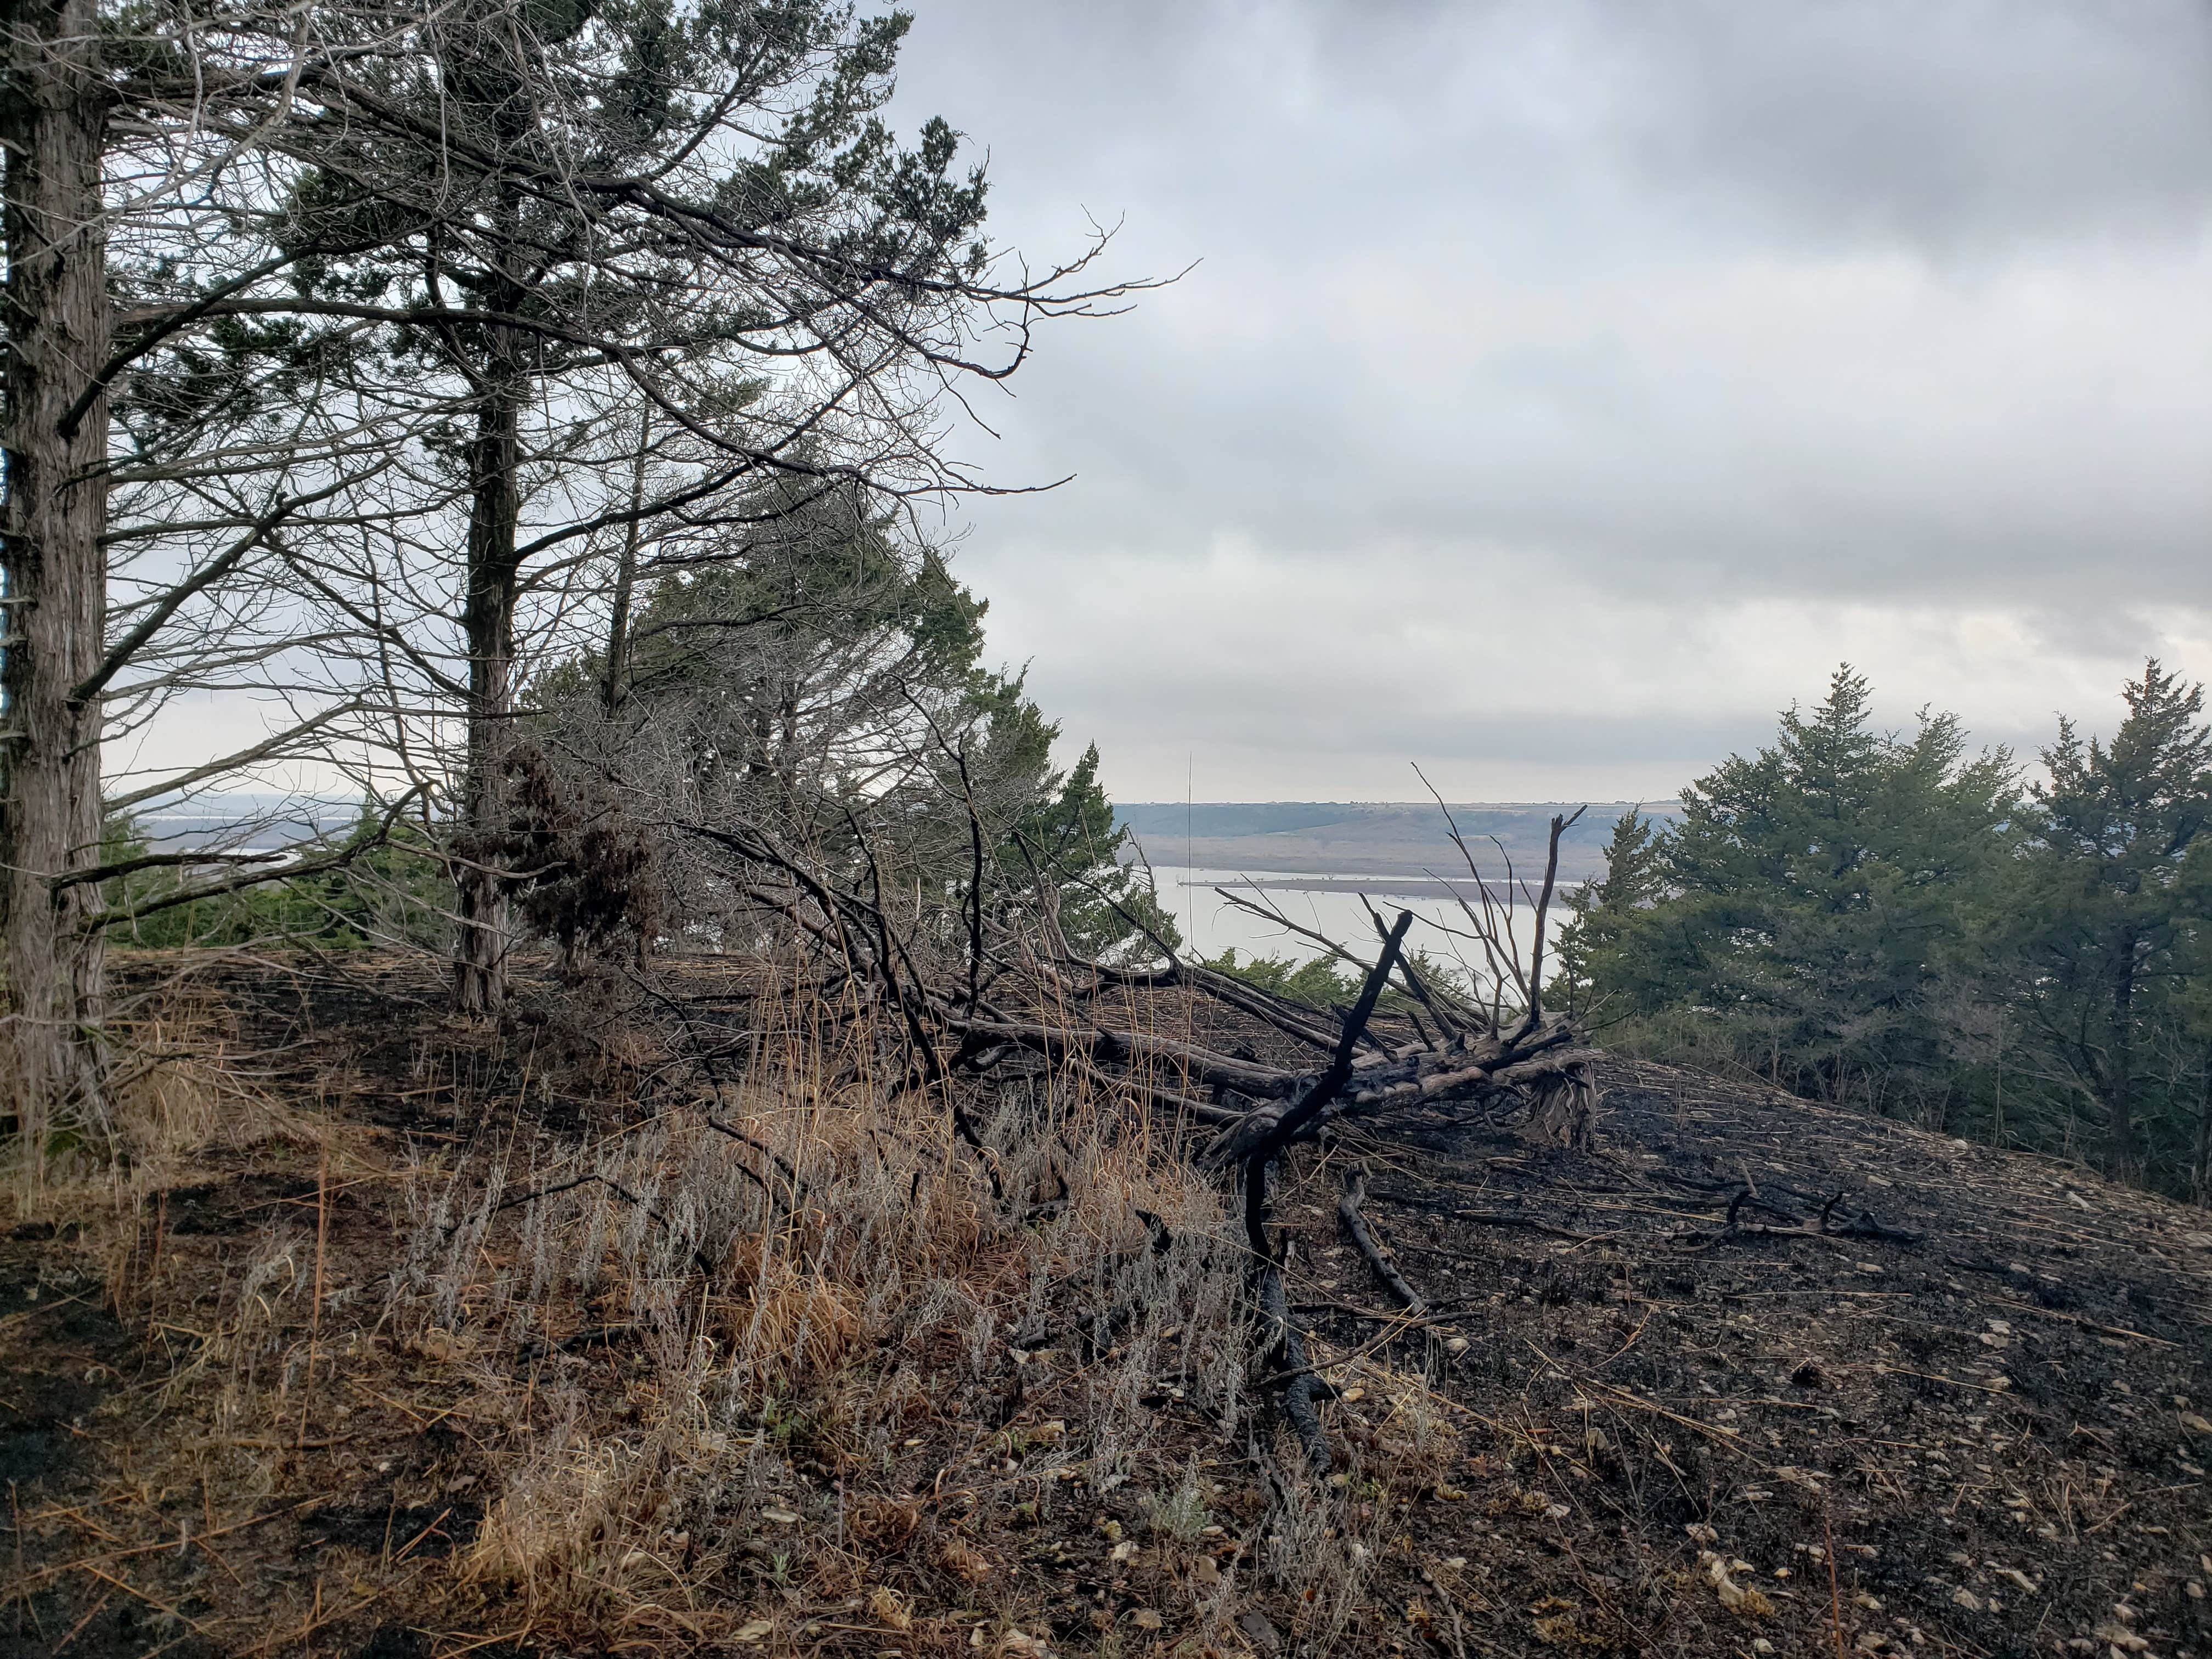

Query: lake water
left=1134, top=866, right=1582, bottom=989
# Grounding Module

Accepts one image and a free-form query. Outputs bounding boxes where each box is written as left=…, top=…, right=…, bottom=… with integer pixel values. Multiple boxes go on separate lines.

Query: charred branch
left=1338, top=1163, right=1425, bottom=1312
left=1676, top=1186, right=1926, bottom=1249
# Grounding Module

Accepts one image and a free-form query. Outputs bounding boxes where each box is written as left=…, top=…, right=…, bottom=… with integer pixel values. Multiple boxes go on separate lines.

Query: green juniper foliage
left=1571, top=662, right=2212, bottom=1197
left=1996, top=662, right=2212, bottom=1183
left=1554, top=806, right=1663, bottom=1019
left=1200, top=948, right=1363, bottom=1009
left=1000, top=736, right=1183, bottom=962
left=521, top=471, right=1181, bottom=964
left=104, top=802, right=449, bottom=951
left=1199, top=944, right=1469, bottom=1018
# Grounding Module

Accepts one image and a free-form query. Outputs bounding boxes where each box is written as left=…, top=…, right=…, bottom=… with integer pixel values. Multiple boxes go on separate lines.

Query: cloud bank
left=889, top=0, right=2212, bottom=799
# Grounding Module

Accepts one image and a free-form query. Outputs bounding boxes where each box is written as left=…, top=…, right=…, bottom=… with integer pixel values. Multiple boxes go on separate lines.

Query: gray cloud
left=1611, top=1, right=2212, bottom=247
left=887, top=1, right=2212, bottom=797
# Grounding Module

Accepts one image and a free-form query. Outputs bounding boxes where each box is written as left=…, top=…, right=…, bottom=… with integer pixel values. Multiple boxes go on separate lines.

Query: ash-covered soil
left=1268, top=1057, right=2212, bottom=1657
left=4, top=955, right=2208, bottom=1659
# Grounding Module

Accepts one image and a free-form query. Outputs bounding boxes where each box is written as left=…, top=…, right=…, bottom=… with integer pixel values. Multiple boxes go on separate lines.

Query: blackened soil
left=1, top=1238, right=133, bottom=1488
left=1269, top=1057, right=2212, bottom=1657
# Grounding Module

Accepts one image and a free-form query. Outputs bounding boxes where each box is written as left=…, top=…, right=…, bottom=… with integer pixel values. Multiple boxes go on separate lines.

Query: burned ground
left=4, top=953, right=2208, bottom=1659
left=1288, top=1062, right=2212, bottom=1657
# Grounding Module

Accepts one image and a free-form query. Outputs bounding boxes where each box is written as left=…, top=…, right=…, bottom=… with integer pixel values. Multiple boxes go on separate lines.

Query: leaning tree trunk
left=452, top=348, right=522, bottom=1014
left=1, top=0, right=111, bottom=1148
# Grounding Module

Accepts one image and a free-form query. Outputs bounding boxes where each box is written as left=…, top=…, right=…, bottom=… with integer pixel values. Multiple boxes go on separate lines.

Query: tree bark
left=452, top=353, right=522, bottom=1013
left=599, top=423, right=649, bottom=718
left=1, top=0, right=110, bottom=1145
left=445, top=11, right=544, bottom=1015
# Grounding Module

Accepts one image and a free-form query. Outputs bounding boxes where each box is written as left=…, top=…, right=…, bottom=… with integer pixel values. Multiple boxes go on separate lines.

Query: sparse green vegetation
left=100, top=802, right=450, bottom=951
left=1200, top=946, right=1364, bottom=1008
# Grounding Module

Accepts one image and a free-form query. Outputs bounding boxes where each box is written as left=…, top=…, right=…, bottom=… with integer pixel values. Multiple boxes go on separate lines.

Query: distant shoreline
left=1177, top=873, right=1585, bottom=899
left=1112, top=800, right=1672, bottom=885
left=1131, top=851, right=1594, bottom=879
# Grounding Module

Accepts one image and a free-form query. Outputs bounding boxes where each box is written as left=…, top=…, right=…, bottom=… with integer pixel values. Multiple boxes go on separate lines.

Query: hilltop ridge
left=5, top=951, right=2207, bottom=1657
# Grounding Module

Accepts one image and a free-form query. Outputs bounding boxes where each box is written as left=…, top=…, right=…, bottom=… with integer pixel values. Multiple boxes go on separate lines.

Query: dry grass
left=379, top=990, right=1272, bottom=1645
left=13, top=953, right=2212, bottom=1657
left=5, top=982, right=323, bottom=1215
left=3, top=956, right=1482, bottom=1657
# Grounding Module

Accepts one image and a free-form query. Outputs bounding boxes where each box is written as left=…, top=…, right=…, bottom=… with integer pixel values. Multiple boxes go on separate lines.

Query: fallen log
left=1195, top=1022, right=1593, bottom=1167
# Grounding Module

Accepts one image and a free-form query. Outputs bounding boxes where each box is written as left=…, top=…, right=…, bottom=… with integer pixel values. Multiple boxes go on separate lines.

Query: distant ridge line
left=1110, top=799, right=1681, bottom=882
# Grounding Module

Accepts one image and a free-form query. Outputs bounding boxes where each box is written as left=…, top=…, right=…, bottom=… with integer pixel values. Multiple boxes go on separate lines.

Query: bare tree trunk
left=452, top=358, right=521, bottom=1014
left=2106, top=947, right=2140, bottom=1178
left=2193, top=1042, right=2211, bottom=1208
left=599, top=420, right=649, bottom=718
left=1, top=0, right=110, bottom=1147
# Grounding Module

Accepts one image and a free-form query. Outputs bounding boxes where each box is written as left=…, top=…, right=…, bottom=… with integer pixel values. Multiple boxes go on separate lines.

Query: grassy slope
left=4, top=952, right=2208, bottom=1659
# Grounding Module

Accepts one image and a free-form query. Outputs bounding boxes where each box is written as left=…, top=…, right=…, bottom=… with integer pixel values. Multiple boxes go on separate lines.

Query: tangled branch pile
left=616, top=791, right=1605, bottom=1471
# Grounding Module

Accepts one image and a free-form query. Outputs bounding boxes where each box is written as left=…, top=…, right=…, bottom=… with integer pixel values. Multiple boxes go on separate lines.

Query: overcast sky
left=884, top=0, right=2212, bottom=803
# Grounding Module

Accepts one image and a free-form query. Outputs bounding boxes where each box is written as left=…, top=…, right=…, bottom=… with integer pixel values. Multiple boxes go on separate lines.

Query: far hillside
left=1112, top=800, right=1683, bottom=880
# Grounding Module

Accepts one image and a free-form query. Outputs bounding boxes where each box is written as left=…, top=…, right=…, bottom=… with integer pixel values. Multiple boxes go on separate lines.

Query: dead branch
left=1338, top=1162, right=1425, bottom=1312
left=1255, top=1254, right=1334, bottom=1473
left=1675, top=1186, right=1924, bottom=1249
left=1242, top=913, right=1415, bottom=1260
left=1237, top=912, right=1412, bottom=1470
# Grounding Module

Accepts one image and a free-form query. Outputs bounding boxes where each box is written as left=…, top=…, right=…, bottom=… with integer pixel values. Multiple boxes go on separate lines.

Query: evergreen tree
left=1587, top=667, right=2017, bottom=1115
left=2002, top=661, right=2212, bottom=1177
left=1554, top=807, right=1662, bottom=1019
left=999, top=740, right=1181, bottom=960
left=522, top=489, right=1177, bottom=966
left=240, top=0, right=1126, bottom=1012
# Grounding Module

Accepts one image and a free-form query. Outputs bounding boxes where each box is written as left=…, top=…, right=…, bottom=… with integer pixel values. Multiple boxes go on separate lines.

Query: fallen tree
left=668, top=806, right=1600, bottom=1163
left=629, top=795, right=1601, bottom=1470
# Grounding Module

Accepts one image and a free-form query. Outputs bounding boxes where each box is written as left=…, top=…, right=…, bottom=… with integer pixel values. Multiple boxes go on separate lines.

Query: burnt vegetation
left=6, top=746, right=2211, bottom=1655
left=5, top=926, right=2210, bottom=1657
left=2, top=2, right=2210, bottom=1656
